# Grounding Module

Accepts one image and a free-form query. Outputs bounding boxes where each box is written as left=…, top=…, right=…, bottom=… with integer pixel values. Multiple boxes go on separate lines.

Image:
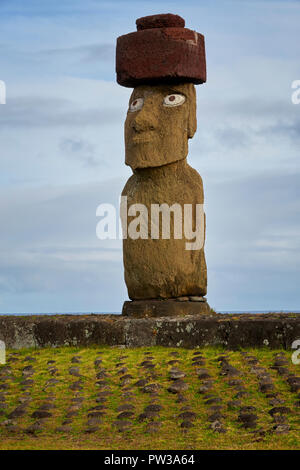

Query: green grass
left=0, top=346, right=299, bottom=450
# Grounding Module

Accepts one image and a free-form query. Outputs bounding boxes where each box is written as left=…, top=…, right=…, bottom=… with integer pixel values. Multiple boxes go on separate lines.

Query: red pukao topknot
left=116, top=13, right=206, bottom=88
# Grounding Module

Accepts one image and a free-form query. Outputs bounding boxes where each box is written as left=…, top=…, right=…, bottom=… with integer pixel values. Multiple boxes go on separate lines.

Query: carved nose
left=131, top=106, right=158, bottom=133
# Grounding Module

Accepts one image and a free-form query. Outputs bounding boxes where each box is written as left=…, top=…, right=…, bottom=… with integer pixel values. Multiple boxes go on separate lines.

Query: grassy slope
left=0, top=346, right=299, bottom=450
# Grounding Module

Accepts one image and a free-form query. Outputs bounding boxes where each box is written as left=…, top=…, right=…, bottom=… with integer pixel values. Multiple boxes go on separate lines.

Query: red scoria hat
left=116, top=13, right=206, bottom=88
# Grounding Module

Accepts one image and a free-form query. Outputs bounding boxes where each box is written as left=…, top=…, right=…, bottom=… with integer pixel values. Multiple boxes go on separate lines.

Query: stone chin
left=125, top=142, right=188, bottom=170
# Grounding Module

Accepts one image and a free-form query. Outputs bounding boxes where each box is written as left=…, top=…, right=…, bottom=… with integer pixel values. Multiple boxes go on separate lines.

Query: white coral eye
left=129, top=98, right=144, bottom=112
left=163, top=94, right=186, bottom=107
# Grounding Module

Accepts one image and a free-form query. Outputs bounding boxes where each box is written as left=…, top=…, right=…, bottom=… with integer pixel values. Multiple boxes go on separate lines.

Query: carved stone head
left=125, top=82, right=196, bottom=170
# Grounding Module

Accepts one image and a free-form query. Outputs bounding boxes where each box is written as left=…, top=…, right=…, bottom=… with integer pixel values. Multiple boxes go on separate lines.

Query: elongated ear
left=187, top=83, right=197, bottom=139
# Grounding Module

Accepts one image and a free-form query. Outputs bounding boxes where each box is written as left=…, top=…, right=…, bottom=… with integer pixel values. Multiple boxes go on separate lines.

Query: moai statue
left=116, top=14, right=212, bottom=317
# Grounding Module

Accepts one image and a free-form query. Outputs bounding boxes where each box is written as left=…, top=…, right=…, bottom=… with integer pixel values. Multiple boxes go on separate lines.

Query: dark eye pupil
left=132, top=100, right=137, bottom=106
left=169, top=95, right=176, bottom=102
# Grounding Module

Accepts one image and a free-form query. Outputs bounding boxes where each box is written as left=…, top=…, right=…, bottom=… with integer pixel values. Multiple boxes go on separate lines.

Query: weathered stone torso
left=122, top=159, right=207, bottom=299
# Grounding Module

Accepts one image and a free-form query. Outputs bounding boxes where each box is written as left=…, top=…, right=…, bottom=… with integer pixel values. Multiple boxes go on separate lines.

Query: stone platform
left=0, top=312, right=299, bottom=350
left=122, top=299, right=211, bottom=317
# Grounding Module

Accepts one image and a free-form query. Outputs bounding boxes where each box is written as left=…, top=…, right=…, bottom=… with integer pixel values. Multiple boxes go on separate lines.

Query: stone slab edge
left=0, top=313, right=299, bottom=350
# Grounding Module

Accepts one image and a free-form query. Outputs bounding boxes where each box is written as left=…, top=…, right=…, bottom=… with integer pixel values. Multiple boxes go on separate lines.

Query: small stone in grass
left=176, top=394, right=188, bottom=403
left=227, top=379, right=243, bottom=387
left=276, top=367, right=289, bottom=376
left=227, top=400, right=241, bottom=410
left=122, top=393, right=134, bottom=400
left=269, top=397, right=285, bottom=406
left=178, top=411, right=197, bottom=421
left=8, top=405, right=27, bottom=419
left=69, top=367, right=81, bottom=377
left=143, top=383, right=162, bottom=394
left=268, top=406, right=291, bottom=416
left=45, top=378, right=60, bottom=387
left=146, top=421, right=162, bottom=433
left=138, top=411, right=158, bottom=421
left=287, top=376, right=300, bottom=393
left=144, top=404, right=163, bottom=413
left=69, top=381, right=83, bottom=391
left=115, top=362, right=125, bottom=368
left=87, top=411, right=105, bottom=419
left=62, top=419, right=73, bottom=425
left=181, top=420, right=194, bottom=429
left=235, top=391, right=249, bottom=399
left=39, top=402, right=56, bottom=411
left=87, top=417, right=102, bottom=426
left=208, top=405, right=223, bottom=413
left=220, top=364, right=240, bottom=377
left=117, top=404, right=135, bottom=412
left=0, top=384, right=9, bottom=391
left=192, top=359, right=206, bottom=367
left=274, top=424, right=290, bottom=434
left=204, top=397, right=222, bottom=406
left=169, top=368, right=186, bottom=380
left=168, top=380, right=188, bottom=394
left=97, top=391, right=111, bottom=397
left=259, top=381, right=275, bottom=393
left=197, top=371, right=211, bottom=380
left=272, top=414, right=287, bottom=424
left=21, top=379, right=34, bottom=388
left=71, top=397, right=85, bottom=404
left=134, top=378, right=149, bottom=387
left=209, top=420, right=226, bottom=433
left=84, top=426, right=99, bottom=433
left=113, top=420, right=132, bottom=431
left=25, top=422, right=43, bottom=434
left=6, top=424, right=22, bottom=433
left=95, top=380, right=109, bottom=388
left=31, top=410, right=52, bottom=419
left=120, top=374, right=133, bottom=382
left=273, top=358, right=289, bottom=367
left=66, top=410, right=79, bottom=418
left=24, top=356, right=36, bottom=362
left=71, top=356, right=81, bottom=364
left=208, top=411, right=226, bottom=422
left=96, top=370, right=110, bottom=380
left=88, top=405, right=107, bottom=412
left=239, top=406, right=256, bottom=413
left=22, top=366, right=35, bottom=377
left=96, top=397, right=107, bottom=403
left=198, top=383, right=213, bottom=394
left=56, top=425, right=72, bottom=433
left=238, top=412, right=258, bottom=428
left=117, top=411, right=134, bottom=420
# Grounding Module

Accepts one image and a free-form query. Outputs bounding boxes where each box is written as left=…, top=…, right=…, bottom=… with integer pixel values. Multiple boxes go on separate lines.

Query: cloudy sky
left=0, top=0, right=299, bottom=314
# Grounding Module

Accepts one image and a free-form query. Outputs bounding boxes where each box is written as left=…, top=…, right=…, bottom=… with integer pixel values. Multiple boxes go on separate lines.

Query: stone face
left=124, top=83, right=196, bottom=169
